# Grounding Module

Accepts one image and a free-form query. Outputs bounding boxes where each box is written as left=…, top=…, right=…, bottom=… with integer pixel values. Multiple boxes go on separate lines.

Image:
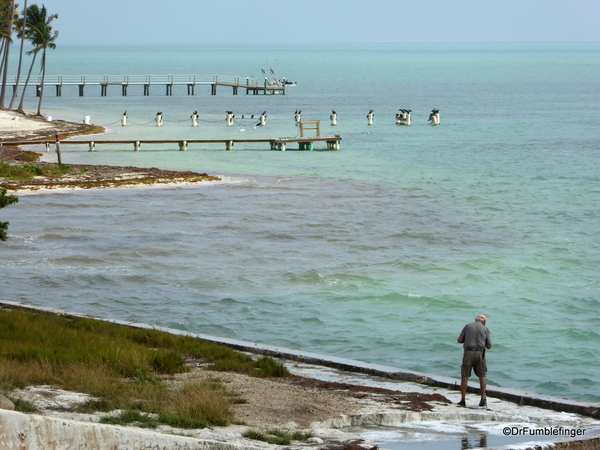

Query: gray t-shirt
left=459, top=321, right=491, bottom=350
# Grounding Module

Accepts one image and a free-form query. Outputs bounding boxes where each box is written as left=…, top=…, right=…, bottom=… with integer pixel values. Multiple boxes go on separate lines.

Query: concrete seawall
left=0, top=409, right=269, bottom=450
left=1, top=300, right=598, bottom=420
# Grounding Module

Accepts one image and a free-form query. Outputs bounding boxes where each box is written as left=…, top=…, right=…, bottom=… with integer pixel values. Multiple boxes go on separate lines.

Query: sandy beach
left=0, top=110, right=220, bottom=191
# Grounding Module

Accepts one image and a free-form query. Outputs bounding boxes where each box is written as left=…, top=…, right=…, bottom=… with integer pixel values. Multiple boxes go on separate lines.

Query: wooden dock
left=2, top=136, right=341, bottom=152
left=19, top=74, right=288, bottom=97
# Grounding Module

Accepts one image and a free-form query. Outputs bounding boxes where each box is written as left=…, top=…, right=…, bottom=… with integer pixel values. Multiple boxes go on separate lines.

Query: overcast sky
left=38, top=0, right=599, bottom=45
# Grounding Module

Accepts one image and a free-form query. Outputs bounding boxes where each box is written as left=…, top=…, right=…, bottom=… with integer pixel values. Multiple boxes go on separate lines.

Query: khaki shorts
left=461, top=350, right=487, bottom=378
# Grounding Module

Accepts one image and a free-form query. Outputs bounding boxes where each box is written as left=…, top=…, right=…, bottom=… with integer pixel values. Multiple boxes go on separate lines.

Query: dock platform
left=2, top=136, right=341, bottom=152
left=20, top=74, right=288, bottom=97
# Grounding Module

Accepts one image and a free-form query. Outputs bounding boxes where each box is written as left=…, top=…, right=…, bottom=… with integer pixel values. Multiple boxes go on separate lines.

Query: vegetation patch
left=0, top=187, right=18, bottom=241
left=0, top=161, right=73, bottom=180
left=5, top=395, right=39, bottom=413
left=0, top=307, right=289, bottom=428
left=243, top=429, right=314, bottom=445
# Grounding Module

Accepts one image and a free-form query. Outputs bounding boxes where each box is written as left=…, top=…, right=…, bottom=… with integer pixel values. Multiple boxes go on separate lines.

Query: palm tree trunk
left=9, top=0, right=26, bottom=110
left=36, top=47, right=46, bottom=116
left=17, top=50, right=36, bottom=113
left=0, top=0, right=15, bottom=109
left=0, top=38, right=6, bottom=78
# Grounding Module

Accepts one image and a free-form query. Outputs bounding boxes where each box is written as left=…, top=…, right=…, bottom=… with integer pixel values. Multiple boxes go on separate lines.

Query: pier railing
left=37, top=74, right=261, bottom=87
left=15, top=74, right=287, bottom=96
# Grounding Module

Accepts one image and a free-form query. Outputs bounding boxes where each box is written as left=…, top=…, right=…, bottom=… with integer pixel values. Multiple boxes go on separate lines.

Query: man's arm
left=457, top=325, right=466, bottom=344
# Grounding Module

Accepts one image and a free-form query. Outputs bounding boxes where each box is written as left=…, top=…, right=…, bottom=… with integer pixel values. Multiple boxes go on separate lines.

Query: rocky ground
left=6, top=360, right=451, bottom=450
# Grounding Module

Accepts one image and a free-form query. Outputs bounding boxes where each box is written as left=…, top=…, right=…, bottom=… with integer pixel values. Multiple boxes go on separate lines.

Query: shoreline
left=0, top=110, right=105, bottom=143
left=0, top=111, right=221, bottom=191
left=1, top=300, right=600, bottom=450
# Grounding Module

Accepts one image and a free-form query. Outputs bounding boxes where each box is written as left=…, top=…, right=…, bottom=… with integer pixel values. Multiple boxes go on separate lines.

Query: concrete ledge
left=2, top=300, right=599, bottom=420
left=0, top=409, right=264, bottom=450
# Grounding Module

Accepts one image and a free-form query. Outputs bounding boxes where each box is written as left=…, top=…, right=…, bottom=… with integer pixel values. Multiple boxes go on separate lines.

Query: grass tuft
left=5, top=395, right=40, bottom=413
left=243, top=429, right=314, bottom=445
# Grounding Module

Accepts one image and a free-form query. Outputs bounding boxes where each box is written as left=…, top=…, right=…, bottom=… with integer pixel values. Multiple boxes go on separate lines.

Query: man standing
left=457, top=314, right=492, bottom=407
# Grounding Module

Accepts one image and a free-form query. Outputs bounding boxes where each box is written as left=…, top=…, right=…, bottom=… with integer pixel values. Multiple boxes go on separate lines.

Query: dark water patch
left=216, top=297, right=244, bottom=306
left=463, top=273, right=491, bottom=283
left=120, top=275, right=157, bottom=285
left=300, top=316, right=325, bottom=325
left=52, top=256, right=107, bottom=266
left=29, top=276, right=64, bottom=289
left=261, top=232, right=298, bottom=241
left=571, top=377, right=596, bottom=387
left=389, top=261, right=453, bottom=274
left=58, top=273, right=119, bottom=288
left=532, top=380, right=572, bottom=394
left=388, top=231, right=438, bottom=243
left=39, top=233, right=93, bottom=242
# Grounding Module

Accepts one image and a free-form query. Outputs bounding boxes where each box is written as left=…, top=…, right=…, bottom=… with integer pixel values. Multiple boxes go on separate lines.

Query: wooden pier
left=19, top=74, right=288, bottom=97
left=2, top=136, right=341, bottom=152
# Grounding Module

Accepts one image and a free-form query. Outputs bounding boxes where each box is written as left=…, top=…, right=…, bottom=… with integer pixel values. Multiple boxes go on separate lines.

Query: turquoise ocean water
left=2, top=43, right=599, bottom=403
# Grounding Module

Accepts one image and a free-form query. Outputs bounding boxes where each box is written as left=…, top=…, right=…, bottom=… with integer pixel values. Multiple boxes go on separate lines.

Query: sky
left=29, top=0, right=600, bottom=45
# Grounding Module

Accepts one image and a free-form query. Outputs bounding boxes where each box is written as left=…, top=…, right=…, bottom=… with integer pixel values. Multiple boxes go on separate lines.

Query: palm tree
left=0, top=0, right=16, bottom=109
left=16, top=4, right=57, bottom=115
left=16, top=37, right=38, bottom=113
left=9, top=0, right=26, bottom=110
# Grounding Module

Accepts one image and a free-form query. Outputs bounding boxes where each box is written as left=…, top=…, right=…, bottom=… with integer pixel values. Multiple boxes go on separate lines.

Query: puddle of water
left=351, top=423, right=563, bottom=450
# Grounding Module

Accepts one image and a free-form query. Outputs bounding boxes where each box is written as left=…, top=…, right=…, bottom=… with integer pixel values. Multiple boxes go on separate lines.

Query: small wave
left=263, top=232, right=297, bottom=241
left=121, top=275, right=156, bottom=285
left=300, top=316, right=325, bottom=325
left=52, top=256, right=107, bottom=266
left=30, top=275, right=64, bottom=288
left=39, top=233, right=92, bottom=242
left=570, top=377, right=596, bottom=387
left=217, top=297, right=243, bottom=305
left=520, top=266, right=551, bottom=275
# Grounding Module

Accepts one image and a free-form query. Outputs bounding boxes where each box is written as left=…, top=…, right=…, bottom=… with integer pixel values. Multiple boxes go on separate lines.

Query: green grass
left=0, top=161, right=73, bottom=180
left=5, top=395, right=40, bottom=413
left=0, top=307, right=289, bottom=428
left=243, top=429, right=314, bottom=445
